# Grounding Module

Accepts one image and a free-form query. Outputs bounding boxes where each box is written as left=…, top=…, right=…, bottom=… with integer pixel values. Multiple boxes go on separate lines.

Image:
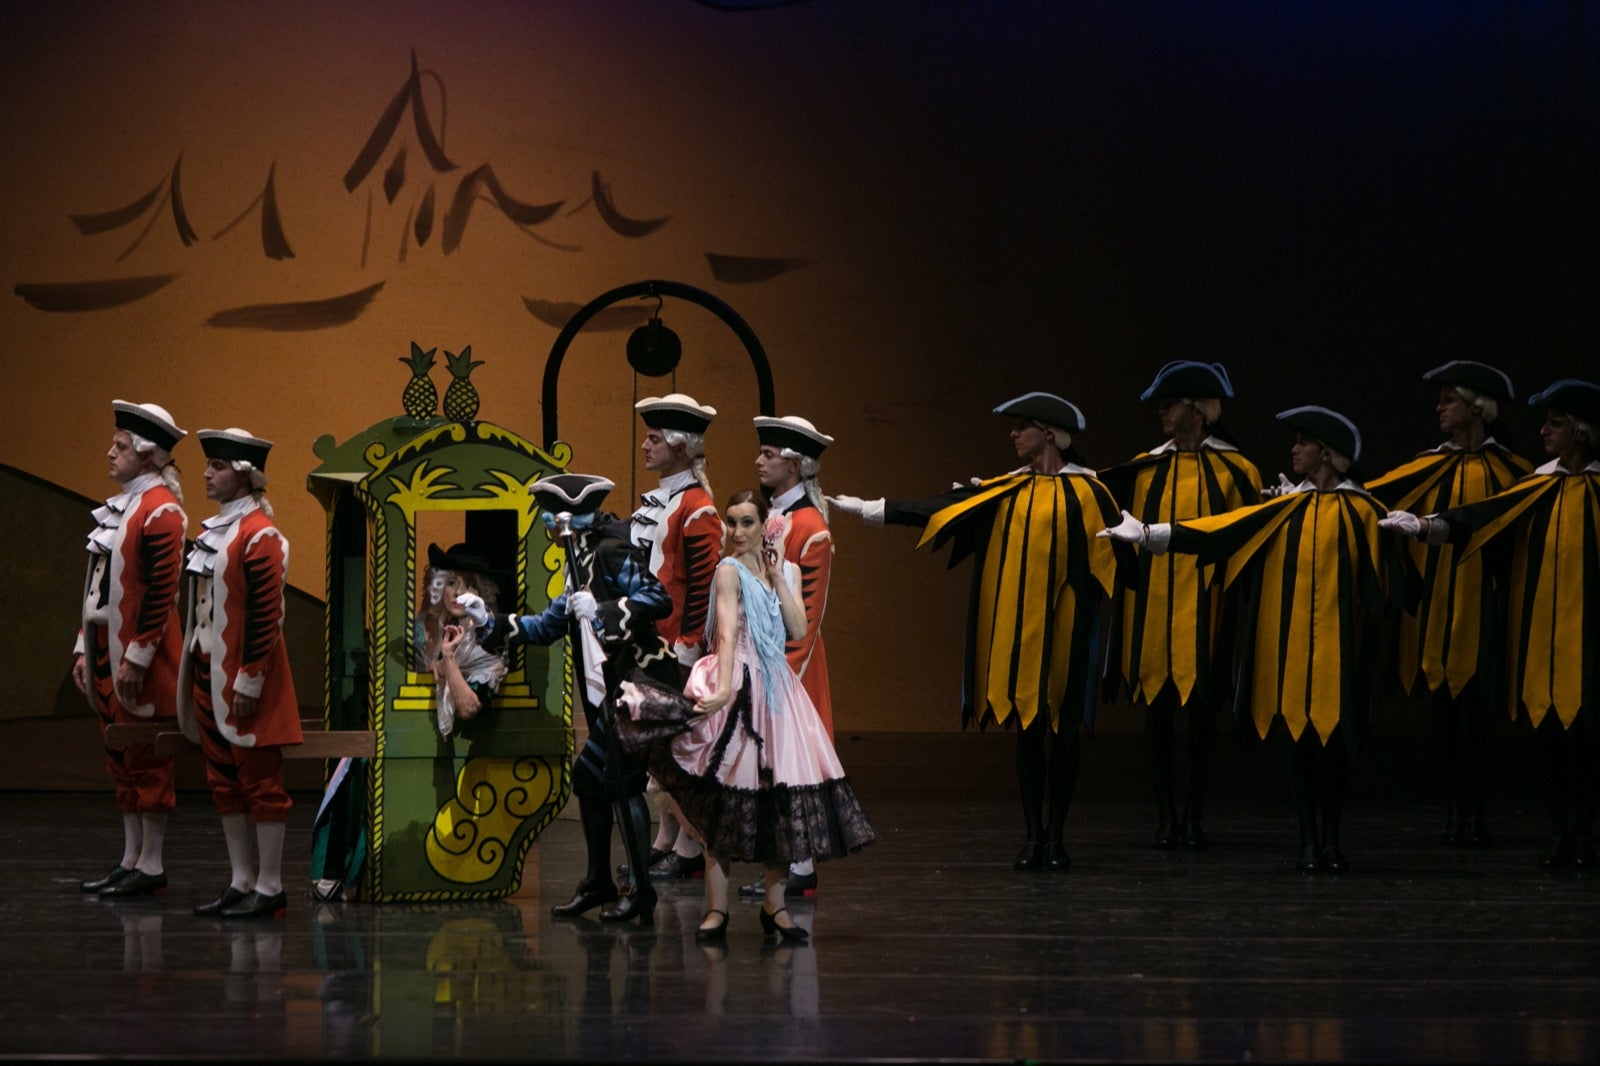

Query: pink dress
left=617, top=558, right=874, bottom=865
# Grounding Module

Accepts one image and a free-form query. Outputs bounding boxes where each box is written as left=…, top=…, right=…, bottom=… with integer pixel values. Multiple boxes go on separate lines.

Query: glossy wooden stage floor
left=1, top=731, right=1597, bottom=1063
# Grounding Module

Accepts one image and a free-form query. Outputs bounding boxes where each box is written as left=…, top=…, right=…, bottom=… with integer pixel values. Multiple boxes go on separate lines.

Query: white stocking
left=136, top=813, right=167, bottom=875
left=254, top=820, right=287, bottom=897
left=222, top=813, right=254, bottom=891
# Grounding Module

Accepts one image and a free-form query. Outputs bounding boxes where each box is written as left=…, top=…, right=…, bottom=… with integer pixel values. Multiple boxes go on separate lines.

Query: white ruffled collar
left=637, top=468, right=697, bottom=512
left=186, top=496, right=260, bottom=575
left=86, top=473, right=166, bottom=555
left=1148, top=436, right=1238, bottom=455
left=1535, top=457, right=1600, bottom=475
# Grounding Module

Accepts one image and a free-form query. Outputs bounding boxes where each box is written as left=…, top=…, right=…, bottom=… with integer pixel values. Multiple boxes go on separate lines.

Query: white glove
left=825, top=494, right=884, bottom=526
left=1378, top=510, right=1424, bottom=537
left=1097, top=509, right=1147, bottom=545
left=454, top=593, right=491, bottom=628
left=1260, top=472, right=1296, bottom=498
left=568, top=590, right=599, bottom=623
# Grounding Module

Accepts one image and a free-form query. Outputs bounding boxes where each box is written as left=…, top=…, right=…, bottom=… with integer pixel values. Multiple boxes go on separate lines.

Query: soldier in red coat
left=746, top=414, right=836, bottom=899
left=74, top=401, right=188, bottom=898
left=631, top=394, right=722, bottom=881
left=178, top=429, right=303, bottom=919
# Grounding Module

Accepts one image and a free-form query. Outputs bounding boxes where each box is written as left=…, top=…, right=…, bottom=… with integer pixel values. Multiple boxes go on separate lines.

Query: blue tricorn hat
left=1528, top=379, right=1600, bottom=428
left=1140, top=361, right=1234, bottom=402
left=993, top=392, right=1086, bottom=434
left=1276, top=405, right=1362, bottom=464
left=1422, top=360, right=1514, bottom=402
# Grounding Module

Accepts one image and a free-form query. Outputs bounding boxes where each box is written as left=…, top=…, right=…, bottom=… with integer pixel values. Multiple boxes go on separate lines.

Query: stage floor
left=1, top=732, right=1597, bottom=1063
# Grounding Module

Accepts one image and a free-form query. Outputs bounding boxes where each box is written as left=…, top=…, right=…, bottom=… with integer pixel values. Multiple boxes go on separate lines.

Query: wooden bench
left=103, top=720, right=376, bottom=759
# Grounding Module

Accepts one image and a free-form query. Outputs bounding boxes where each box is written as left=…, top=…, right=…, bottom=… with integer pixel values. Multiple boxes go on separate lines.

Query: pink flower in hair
left=763, top=511, right=788, bottom=549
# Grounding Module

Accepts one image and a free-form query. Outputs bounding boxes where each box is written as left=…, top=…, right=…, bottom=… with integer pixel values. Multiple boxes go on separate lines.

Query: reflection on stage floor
left=0, top=733, right=1596, bottom=1063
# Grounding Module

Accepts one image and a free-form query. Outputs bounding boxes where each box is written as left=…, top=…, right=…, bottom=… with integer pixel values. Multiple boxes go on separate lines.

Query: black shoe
left=616, top=847, right=672, bottom=882
left=1043, top=840, right=1071, bottom=872
left=760, top=906, right=810, bottom=943
left=1296, top=845, right=1323, bottom=875
left=100, top=870, right=168, bottom=897
left=80, top=866, right=133, bottom=893
left=219, top=890, right=287, bottom=919
left=1440, top=811, right=1463, bottom=846
left=193, top=886, right=250, bottom=916
left=1321, top=845, right=1350, bottom=874
left=648, top=852, right=705, bottom=880
left=1181, top=822, right=1209, bottom=851
left=551, top=881, right=619, bottom=918
left=1570, top=838, right=1598, bottom=873
left=738, top=870, right=819, bottom=899
left=1152, top=817, right=1179, bottom=850
left=694, top=909, right=729, bottom=943
left=1539, top=837, right=1573, bottom=870
left=1460, top=817, right=1493, bottom=849
left=1013, top=841, right=1044, bottom=872
left=599, top=884, right=657, bottom=924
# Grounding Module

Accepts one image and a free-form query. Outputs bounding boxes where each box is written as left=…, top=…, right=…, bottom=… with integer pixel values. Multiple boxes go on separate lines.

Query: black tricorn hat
left=112, top=400, right=186, bottom=452
left=1276, top=405, right=1362, bottom=463
left=636, top=393, right=717, bottom=435
left=427, top=542, right=497, bottom=576
left=1140, top=361, right=1235, bottom=402
left=753, top=415, right=833, bottom=459
left=1422, top=360, right=1514, bottom=402
left=1529, top=379, right=1600, bottom=428
left=530, top=473, right=615, bottom=516
left=197, top=428, right=272, bottom=472
left=993, top=391, right=1087, bottom=434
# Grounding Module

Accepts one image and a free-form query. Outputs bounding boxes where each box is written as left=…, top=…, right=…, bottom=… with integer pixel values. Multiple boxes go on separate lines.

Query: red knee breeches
left=90, top=637, right=175, bottom=815
left=192, top=657, right=291, bottom=821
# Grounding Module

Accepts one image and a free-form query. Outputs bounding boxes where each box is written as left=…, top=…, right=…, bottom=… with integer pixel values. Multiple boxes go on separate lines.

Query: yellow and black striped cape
left=1099, top=444, right=1263, bottom=707
left=884, top=468, right=1131, bottom=733
left=1166, top=487, right=1412, bottom=747
left=1366, top=443, right=1532, bottom=698
left=1440, top=464, right=1600, bottom=729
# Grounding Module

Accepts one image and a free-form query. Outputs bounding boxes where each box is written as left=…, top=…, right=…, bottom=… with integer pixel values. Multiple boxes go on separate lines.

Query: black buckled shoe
left=1013, top=840, right=1044, bottom=872
left=219, top=890, right=287, bottom=919
left=1181, top=820, right=1209, bottom=851
left=551, top=880, right=619, bottom=918
left=80, top=866, right=133, bottom=893
left=648, top=852, right=705, bottom=880
left=616, top=847, right=672, bottom=882
left=194, top=886, right=251, bottom=916
left=599, top=884, right=657, bottom=924
left=100, top=870, right=168, bottom=897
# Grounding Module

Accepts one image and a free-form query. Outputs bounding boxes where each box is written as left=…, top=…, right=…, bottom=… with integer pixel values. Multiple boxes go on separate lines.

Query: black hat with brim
left=112, top=400, right=185, bottom=453
left=636, top=394, right=717, bottom=435
left=197, top=428, right=272, bottom=472
left=1422, top=360, right=1515, bottom=402
left=427, top=541, right=497, bottom=576
left=1276, top=405, right=1362, bottom=464
left=530, top=473, right=614, bottom=517
left=993, top=391, right=1086, bottom=434
left=1140, top=361, right=1235, bottom=402
left=753, top=416, right=833, bottom=459
left=1529, top=379, right=1600, bottom=428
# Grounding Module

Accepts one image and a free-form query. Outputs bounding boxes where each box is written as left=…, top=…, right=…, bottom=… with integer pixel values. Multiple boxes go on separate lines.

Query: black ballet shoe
left=1460, top=817, right=1493, bottom=849
left=760, top=906, right=810, bottom=944
left=219, top=890, right=287, bottom=919
left=1044, top=840, right=1071, bottom=872
left=1321, top=845, right=1350, bottom=874
left=551, top=880, right=619, bottom=918
left=80, top=865, right=133, bottom=893
left=100, top=870, right=168, bottom=897
left=1181, top=821, right=1209, bottom=852
left=695, top=910, right=729, bottom=943
left=1538, top=837, right=1573, bottom=871
left=1569, top=838, right=1598, bottom=873
left=1152, top=817, right=1179, bottom=851
left=1296, top=845, right=1324, bottom=875
left=599, top=884, right=657, bottom=924
left=193, top=886, right=250, bottom=916
left=1013, top=840, right=1044, bottom=871
left=648, top=852, right=706, bottom=880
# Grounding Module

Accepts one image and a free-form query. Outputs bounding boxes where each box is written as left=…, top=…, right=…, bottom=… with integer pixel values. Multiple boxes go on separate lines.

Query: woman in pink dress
left=618, top=489, right=874, bottom=944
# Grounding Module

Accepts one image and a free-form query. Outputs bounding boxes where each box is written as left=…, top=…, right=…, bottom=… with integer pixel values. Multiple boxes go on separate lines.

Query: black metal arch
left=540, top=280, right=776, bottom=448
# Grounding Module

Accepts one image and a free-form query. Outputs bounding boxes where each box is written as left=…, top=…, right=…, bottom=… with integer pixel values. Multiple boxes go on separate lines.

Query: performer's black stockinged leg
left=1569, top=717, right=1596, bottom=872
left=552, top=797, right=620, bottom=917
left=1013, top=723, right=1047, bottom=871
left=1318, top=732, right=1349, bottom=873
left=601, top=791, right=658, bottom=922
left=1458, top=680, right=1493, bottom=846
left=1433, top=687, right=1464, bottom=845
left=1289, top=733, right=1322, bottom=874
left=1538, top=719, right=1574, bottom=870
left=1181, top=699, right=1214, bottom=850
left=1044, top=726, right=1079, bottom=871
left=1146, top=695, right=1178, bottom=850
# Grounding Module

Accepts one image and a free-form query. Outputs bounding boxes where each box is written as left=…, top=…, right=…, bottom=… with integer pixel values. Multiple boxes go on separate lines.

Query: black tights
left=1146, top=689, right=1216, bottom=830
left=576, top=792, right=653, bottom=891
left=1538, top=716, right=1595, bottom=844
left=1432, top=679, right=1490, bottom=831
left=1016, top=720, right=1080, bottom=844
left=1288, top=728, right=1348, bottom=850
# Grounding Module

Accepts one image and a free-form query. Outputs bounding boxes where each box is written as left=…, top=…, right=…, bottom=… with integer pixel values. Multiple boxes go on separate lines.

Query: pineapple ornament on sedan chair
left=444, top=346, right=484, bottom=421
left=400, top=343, right=440, bottom=420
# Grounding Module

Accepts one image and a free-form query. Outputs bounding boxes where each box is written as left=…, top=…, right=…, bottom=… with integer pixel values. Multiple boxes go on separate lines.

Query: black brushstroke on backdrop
left=705, top=252, right=807, bottom=283
left=207, top=282, right=385, bottom=330
left=591, top=171, right=669, bottom=237
left=343, top=50, right=455, bottom=191
left=14, top=274, right=180, bottom=312
left=441, top=164, right=563, bottom=253
left=415, top=184, right=435, bottom=247
left=521, top=298, right=654, bottom=331
left=260, top=164, right=295, bottom=259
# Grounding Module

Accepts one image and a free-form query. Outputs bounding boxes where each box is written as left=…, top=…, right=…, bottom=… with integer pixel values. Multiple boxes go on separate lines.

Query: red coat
left=78, top=479, right=186, bottom=721
left=779, top=497, right=834, bottom=735
left=178, top=502, right=302, bottom=748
